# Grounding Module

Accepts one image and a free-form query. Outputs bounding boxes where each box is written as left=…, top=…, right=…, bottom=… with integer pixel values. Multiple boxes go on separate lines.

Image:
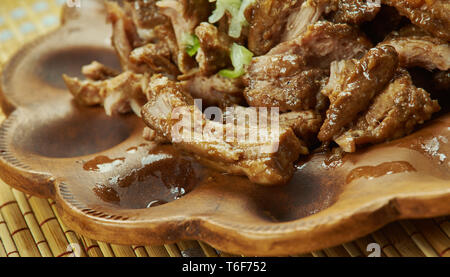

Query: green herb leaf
left=183, top=33, right=200, bottom=57
left=209, top=0, right=255, bottom=38
left=219, top=43, right=254, bottom=78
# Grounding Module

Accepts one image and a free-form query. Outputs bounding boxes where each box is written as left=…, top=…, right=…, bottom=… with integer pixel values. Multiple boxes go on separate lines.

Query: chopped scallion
left=219, top=43, right=254, bottom=78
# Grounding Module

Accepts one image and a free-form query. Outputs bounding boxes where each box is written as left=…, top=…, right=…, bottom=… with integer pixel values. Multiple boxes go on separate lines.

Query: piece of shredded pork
left=382, top=0, right=450, bottom=41
left=381, top=25, right=450, bottom=71
left=244, top=21, right=372, bottom=112
left=141, top=75, right=307, bottom=185
left=335, top=69, right=440, bottom=152
left=318, top=45, right=399, bottom=142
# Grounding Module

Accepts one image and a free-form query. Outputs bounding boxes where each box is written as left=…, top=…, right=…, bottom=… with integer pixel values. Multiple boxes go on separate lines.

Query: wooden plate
left=0, top=0, right=449, bottom=256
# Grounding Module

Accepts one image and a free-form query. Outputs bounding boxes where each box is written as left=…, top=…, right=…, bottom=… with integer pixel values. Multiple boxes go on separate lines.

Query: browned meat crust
left=381, top=25, right=450, bottom=71
left=327, top=0, right=381, bottom=25
left=279, top=110, right=323, bottom=145
left=130, top=42, right=181, bottom=76
left=248, top=0, right=381, bottom=55
left=223, top=107, right=323, bottom=145
left=142, top=75, right=307, bottom=185
left=63, top=71, right=148, bottom=116
left=124, top=0, right=171, bottom=40
left=106, top=2, right=142, bottom=72
left=318, top=45, right=399, bottom=142
left=244, top=21, right=372, bottom=112
left=382, top=0, right=450, bottom=41
left=81, top=61, right=119, bottom=81
left=194, top=23, right=233, bottom=76
left=248, top=0, right=304, bottom=56
left=156, top=0, right=211, bottom=74
left=335, top=69, right=440, bottom=152
left=180, top=74, right=246, bottom=108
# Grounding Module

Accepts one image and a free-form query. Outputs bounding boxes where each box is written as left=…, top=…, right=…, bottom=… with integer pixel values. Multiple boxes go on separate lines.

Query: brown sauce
left=346, top=161, right=416, bottom=184
left=92, top=184, right=120, bottom=204
left=126, top=147, right=138, bottom=154
left=86, top=115, right=449, bottom=221
left=83, top=156, right=125, bottom=172
left=88, top=145, right=210, bottom=209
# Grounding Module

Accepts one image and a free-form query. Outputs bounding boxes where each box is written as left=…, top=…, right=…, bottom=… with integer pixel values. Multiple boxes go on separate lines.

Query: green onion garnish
left=219, top=43, right=254, bottom=78
left=183, top=33, right=200, bottom=57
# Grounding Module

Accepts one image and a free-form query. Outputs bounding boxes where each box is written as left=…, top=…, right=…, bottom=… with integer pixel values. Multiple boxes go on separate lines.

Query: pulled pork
left=63, top=0, right=445, bottom=185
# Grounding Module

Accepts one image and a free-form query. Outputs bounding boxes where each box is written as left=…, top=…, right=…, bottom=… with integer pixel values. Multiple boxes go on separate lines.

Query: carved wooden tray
left=0, top=1, right=449, bottom=256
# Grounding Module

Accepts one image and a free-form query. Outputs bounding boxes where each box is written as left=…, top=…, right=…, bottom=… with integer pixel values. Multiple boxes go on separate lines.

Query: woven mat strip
left=414, top=219, right=450, bottom=257
left=0, top=235, right=7, bottom=257
left=341, top=242, right=364, bottom=257
left=27, top=196, right=71, bottom=257
left=109, top=244, right=137, bottom=258
left=381, top=222, right=425, bottom=257
left=434, top=216, right=450, bottom=238
left=47, top=199, right=88, bottom=257
left=132, top=245, right=149, bottom=257
left=0, top=0, right=449, bottom=258
left=12, top=189, right=53, bottom=257
left=0, top=182, right=41, bottom=257
left=145, top=245, right=171, bottom=257
left=399, top=220, right=439, bottom=257
left=80, top=237, right=104, bottom=257
left=198, top=241, right=220, bottom=257
left=0, top=211, right=19, bottom=257
left=95, top=241, right=115, bottom=257
left=371, top=230, right=401, bottom=257
left=310, top=250, right=327, bottom=257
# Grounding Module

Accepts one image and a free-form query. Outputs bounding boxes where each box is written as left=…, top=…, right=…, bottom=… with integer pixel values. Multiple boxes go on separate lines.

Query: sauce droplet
left=346, top=161, right=416, bottom=184
left=83, top=156, right=125, bottom=173
left=92, top=184, right=120, bottom=203
left=126, top=147, right=138, bottom=154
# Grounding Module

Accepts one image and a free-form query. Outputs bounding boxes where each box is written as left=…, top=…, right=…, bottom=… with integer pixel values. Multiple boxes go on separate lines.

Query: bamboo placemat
left=0, top=0, right=449, bottom=258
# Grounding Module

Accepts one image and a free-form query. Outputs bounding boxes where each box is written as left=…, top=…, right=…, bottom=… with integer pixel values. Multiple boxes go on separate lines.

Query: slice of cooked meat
left=244, top=59, right=327, bottom=112
left=248, top=0, right=305, bottom=55
left=248, top=0, right=380, bottom=55
left=269, top=21, right=372, bottom=67
left=327, top=0, right=381, bottom=25
left=63, top=71, right=148, bottom=116
left=63, top=75, right=105, bottom=106
left=335, top=69, right=440, bottom=152
left=318, top=45, right=399, bottom=142
left=141, top=75, right=307, bottom=185
left=118, top=1, right=181, bottom=76
left=244, top=21, right=372, bottom=112
left=106, top=2, right=143, bottom=72
left=194, top=23, right=233, bottom=76
left=382, top=0, right=450, bottom=41
left=156, top=0, right=211, bottom=74
left=223, top=107, right=323, bottom=145
left=124, top=0, right=172, bottom=43
left=81, top=61, right=119, bottom=81
left=279, top=110, right=323, bottom=145
left=102, top=71, right=149, bottom=116
left=180, top=73, right=246, bottom=108
left=130, top=41, right=181, bottom=76
left=280, top=0, right=329, bottom=44
left=381, top=25, right=450, bottom=71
